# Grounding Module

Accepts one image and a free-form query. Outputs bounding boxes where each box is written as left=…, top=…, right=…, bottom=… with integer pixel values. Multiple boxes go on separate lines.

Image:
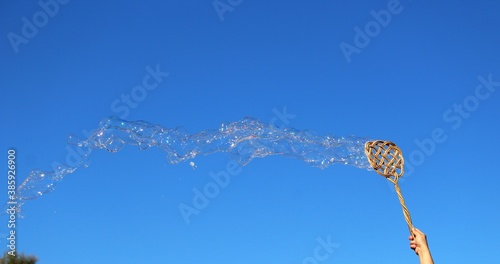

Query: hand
left=409, top=228, right=430, bottom=256
left=409, top=228, right=434, bottom=264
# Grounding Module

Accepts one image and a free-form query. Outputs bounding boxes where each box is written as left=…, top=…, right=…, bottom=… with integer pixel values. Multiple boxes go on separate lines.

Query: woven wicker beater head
left=364, top=140, right=404, bottom=180
left=364, top=140, right=414, bottom=236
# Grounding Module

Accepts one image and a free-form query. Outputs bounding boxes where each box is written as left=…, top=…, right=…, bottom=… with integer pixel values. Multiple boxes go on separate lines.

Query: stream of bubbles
left=15, top=116, right=372, bottom=211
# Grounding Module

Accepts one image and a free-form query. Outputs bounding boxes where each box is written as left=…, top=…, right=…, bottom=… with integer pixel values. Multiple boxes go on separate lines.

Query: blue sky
left=1, top=0, right=500, bottom=263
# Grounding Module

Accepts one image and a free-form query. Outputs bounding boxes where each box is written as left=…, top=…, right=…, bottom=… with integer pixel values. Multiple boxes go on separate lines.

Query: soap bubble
left=13, top=116, right=372, bottom=212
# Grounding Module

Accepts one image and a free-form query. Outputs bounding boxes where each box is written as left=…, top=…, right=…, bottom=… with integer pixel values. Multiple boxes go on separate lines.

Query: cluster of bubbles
left=15, top=116, right=372, bottom=211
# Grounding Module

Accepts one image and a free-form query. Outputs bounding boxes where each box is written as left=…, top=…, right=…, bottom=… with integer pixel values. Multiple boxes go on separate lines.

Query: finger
left=411, top=228, right=418, bottom=238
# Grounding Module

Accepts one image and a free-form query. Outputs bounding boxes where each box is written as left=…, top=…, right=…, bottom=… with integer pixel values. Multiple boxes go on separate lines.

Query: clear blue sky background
left=1, top=0, right=500, bottom=263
